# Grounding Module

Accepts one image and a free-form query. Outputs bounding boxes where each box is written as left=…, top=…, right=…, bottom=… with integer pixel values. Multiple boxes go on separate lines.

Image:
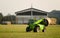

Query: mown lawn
left=0, top=24, right=60, bottom=38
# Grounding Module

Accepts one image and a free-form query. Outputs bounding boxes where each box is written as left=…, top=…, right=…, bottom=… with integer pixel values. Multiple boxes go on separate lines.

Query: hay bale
left=7, top=21, right=11, bottom=25
left=46, top=18, right=57, bottom=25
left=50, top=18, right=57, bottom=25
left=46, top=18, right=51, bottom=25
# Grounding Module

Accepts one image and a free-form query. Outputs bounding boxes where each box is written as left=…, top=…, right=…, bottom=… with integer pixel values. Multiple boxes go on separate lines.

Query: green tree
left=2, top=14, right=16, bottom=24
left=0, top=13, right=3, bottom=24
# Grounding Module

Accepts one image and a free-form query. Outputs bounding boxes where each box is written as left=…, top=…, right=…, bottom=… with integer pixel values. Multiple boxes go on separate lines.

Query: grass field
left=0, top=24, right=60, bottom=38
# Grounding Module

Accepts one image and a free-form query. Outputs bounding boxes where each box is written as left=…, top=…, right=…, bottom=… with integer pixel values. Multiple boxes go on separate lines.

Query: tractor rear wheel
left=26, top=27, right=31, bottom=32
left=33, top=26, right=40, bottom=32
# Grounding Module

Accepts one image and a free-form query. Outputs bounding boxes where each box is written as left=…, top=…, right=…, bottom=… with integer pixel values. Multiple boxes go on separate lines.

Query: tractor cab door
left=28, top=19, right=36, bottom=29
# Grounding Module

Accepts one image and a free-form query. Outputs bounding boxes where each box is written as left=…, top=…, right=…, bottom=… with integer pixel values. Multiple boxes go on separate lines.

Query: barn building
left=15, top=8, right=48, bottom=24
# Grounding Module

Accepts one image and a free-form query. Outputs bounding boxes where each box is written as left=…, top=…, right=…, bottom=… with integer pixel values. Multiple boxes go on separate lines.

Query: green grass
left=0, top=24, right=60, bottom=38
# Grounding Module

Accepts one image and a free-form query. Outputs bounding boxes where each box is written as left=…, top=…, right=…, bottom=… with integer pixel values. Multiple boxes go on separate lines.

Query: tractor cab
left=28, top=19, right=36, bottom=26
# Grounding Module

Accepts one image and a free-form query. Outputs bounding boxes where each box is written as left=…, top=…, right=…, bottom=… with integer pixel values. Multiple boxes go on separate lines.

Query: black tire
left=44, top=19, right=49, bottom=26
left=42, top=29, right=44, bottom=32
left=42, top=27, right=45, bottom=32
left=26, top=27, right=31, bottom=32
left=33, top=26, right=40, bottom=32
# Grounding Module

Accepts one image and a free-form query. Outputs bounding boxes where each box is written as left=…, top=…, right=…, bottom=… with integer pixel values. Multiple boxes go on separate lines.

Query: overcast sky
left=0, top=0, right=60, bottom=16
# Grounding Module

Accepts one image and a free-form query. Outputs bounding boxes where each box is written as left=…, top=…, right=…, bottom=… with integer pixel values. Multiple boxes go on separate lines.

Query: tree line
left=0, top=13, right=16, bottom=24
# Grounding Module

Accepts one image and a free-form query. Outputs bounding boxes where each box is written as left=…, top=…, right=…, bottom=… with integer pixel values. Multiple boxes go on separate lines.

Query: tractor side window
left=28, top=19, right=35, bottom=25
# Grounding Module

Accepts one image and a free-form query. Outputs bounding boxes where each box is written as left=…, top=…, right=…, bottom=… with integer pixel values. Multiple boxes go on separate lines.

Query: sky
left=0, top=0, right=60, bottom=16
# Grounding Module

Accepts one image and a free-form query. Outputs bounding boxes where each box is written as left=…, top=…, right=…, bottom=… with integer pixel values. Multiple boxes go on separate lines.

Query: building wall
left=16, top=15, right=47, bottom=24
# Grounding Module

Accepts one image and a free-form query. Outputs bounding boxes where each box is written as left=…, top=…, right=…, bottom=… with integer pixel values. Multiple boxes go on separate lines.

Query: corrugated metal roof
left=15, top=8, right=48, bottom=14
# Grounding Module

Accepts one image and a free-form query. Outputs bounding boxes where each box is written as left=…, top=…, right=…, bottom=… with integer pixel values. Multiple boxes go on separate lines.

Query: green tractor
left=26, top=18, right=48, bottom=32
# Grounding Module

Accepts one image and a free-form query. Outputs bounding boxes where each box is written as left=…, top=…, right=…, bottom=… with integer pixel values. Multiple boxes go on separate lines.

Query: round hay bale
left=7, top=21, right=11, bottom=25
left=50, top=18, right=57, bottom=25
left=46, top=18, right=51, bottom=25
left=46, top=18, right=57, bottom=25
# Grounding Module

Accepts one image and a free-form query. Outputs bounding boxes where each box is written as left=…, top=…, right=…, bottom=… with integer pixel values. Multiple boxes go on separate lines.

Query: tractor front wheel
left=33, top=26, right=40, bottom=32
